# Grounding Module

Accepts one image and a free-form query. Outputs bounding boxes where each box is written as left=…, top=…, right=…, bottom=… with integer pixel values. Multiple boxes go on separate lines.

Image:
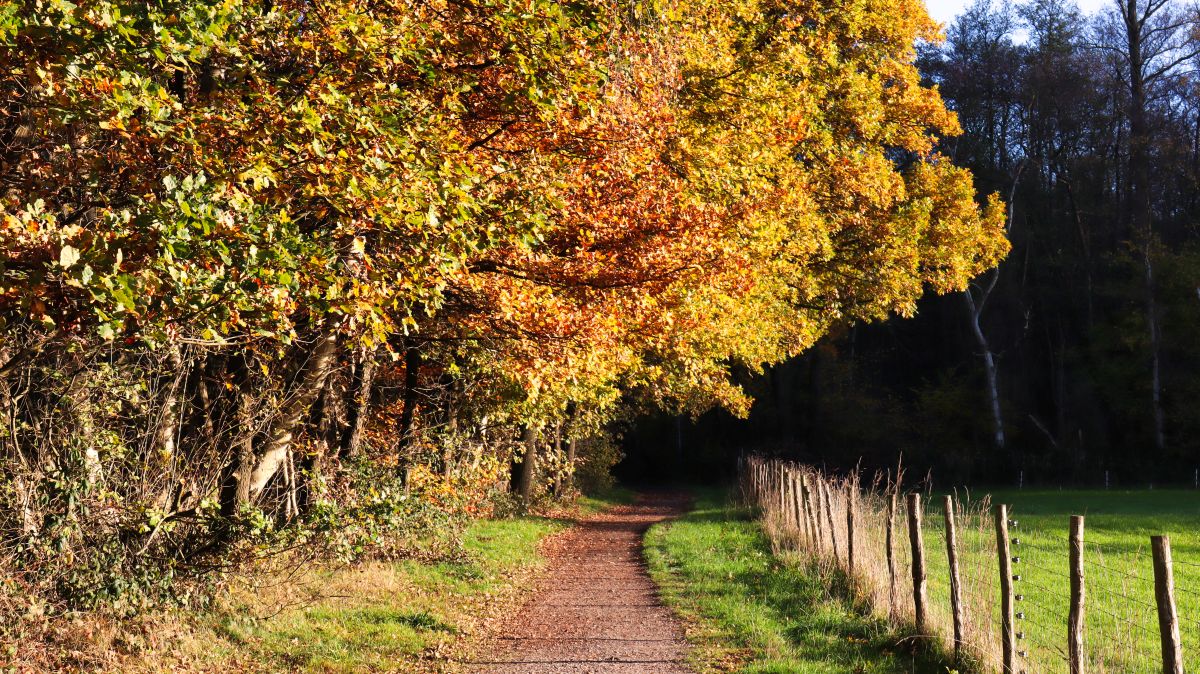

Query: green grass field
left=914, top=489, right=1200, bottom=673
left=646, top=489, right=951, bottom=674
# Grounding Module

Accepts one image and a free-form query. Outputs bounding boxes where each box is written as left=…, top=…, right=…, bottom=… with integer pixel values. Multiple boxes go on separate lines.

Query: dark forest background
left=621, top=0, right=1200, bottom=488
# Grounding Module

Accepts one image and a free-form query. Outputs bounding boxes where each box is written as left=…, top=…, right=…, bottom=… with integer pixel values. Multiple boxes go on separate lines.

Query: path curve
left=463, top=493, right=694, bottom=674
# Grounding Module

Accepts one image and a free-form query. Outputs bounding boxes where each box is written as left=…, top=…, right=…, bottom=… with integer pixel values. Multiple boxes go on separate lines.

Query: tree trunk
left=154, top=346, right=184, bottom=463
left=219, top=372, right=257, bottom=519
left=566, top=434, right=577, bottom=492
left=518, top=425, right=539, bottom=505
left=299, top=370, right=345, bottom=512
left=74, top=382, right=101, bottom=486
left=340, top=348, right=376, bottom=460
left=965, top=288, right=1006, bottom=450
left=1064, top=179, right=1094, bottom=329
left=315, top=364, right=347, bottom=453
left=1144, top=248, right=1166, bottom=451
left=442, top=379, right=457, bottom=481
left=194, top=353, right=222, bottom=448
left=961, top=165, right=1022, bottom=453
left=1124, top=0, right=1166, bottom=453
left=152, top=347, right=187, bottom=509
left=246, top=323, right=341, bottom=501
left=552, top=422, right=564, bottom=495
left=396, top=340, right=421, bottom=463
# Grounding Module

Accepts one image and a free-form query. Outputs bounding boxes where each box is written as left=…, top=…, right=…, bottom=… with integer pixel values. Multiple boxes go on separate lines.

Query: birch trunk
left=965, top=287, right=1005, bottom=450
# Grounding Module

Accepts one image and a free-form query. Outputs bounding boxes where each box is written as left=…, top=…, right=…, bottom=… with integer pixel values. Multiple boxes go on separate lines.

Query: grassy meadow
left=918, top=488, right=1200, bottom=673
left=742, top=465, right=1200, bottom=674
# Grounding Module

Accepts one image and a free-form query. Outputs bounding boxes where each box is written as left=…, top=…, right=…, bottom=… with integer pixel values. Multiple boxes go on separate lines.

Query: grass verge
left=205, top=488, right=634, bottom=673
left=19, top=488, right=632, bottom=674
left=645, top=488, right=952, bottom=674
left=204, top=516, right=559, bottom=673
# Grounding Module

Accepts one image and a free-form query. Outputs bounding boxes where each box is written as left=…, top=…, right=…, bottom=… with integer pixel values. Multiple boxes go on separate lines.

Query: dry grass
left=749, top=459, right=1004, bottom=673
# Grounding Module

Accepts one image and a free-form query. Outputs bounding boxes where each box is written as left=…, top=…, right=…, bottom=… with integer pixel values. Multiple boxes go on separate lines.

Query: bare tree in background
left=1096, top=0, right=1200, bottom=452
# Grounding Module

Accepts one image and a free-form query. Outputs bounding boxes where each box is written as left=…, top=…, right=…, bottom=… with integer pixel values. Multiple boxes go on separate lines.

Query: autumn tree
left=708, top=0, right=1200, bottom=485
left=0, top=0, right=1006, bottom=602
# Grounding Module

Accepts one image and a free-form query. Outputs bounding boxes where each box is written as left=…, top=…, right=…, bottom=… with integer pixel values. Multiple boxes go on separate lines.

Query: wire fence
left=741, top=456, right=1195, bottom=674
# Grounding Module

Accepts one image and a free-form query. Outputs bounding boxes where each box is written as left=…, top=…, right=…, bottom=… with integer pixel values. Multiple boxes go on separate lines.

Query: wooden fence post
left=763, top=462, right=770, bottom=508
left=907, top=493, right=927, bottom=633
left=996, top=504, right=1016, bottom=674
left=943, top=495, right=964, bottom=663
left=814, top=476, right=826, bottom=551
left=1068, top=515, right=1085, bottom=674
left=758, top=460, right=768, bottom=503
left=798, top=475, right=809, bottom=545
left=846, top=483, right=856, bottom=578
left=773, top=466, right=782, bottom=523
left=759, top=462, right=766, bottom=506
left=782, top=468, right=794, bottom=533
left=752, top=461, right=758, bottom=503
left=822, top=479, right=840, bottom=560
left=752, top=462, right=760, bottom=505
left=788, top=471, right=801, bottom=540
left=761, top=462, right=768, bottom=507
left=768, top=463, right=776, bottom=512
left=765, top=462, right=772, bottom=505
left=790, top=472, right=805, bottom=547
left=778, top=463, right=787, bottom=520
left=804, top=475, right=823, bottom=550
left=1152, top=535, right=1183, bottom=674
left=886, top=485, right=897, bottom=620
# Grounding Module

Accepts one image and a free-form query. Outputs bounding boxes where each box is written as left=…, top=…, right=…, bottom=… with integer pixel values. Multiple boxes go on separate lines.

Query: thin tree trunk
left=219, top=372, right=257, bottom=518
left=965, top=287, right=1006, bottom=451
left=443, top=392, right=457, bottom=482
left=340, top=347, right=376, bottom=459
left=282, top=449, right=298, bottom=522
left=196, top=358, right=217, bottom=445
left=154, top=346, right=184, bottom=463
left=298, top=371, right=343, bottom=512
left=1123, top=0, right=1166, bottom=453
left=1144, top=247, right=1166, bottom=451
left=962, top=164, right=1022, bottom=452
left=566, top=434, right=577, bottom=491
left=152, top=347, right=188, bottom=509
left=1064, top=179, right=1094, bottom=329
left=518, top=425, right=539, bottom=505
left=396, top=340, right=421, bottom=462
left=552, top=421, right=564, bottom=495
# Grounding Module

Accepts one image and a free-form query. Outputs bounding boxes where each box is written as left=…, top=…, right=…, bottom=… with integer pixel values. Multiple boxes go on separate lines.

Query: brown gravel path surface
left=461, top=493, right=694, bottom=674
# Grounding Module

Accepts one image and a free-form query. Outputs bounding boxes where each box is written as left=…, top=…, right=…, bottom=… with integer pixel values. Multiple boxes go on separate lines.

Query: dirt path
left=461, top=493, right=694, bottom=674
